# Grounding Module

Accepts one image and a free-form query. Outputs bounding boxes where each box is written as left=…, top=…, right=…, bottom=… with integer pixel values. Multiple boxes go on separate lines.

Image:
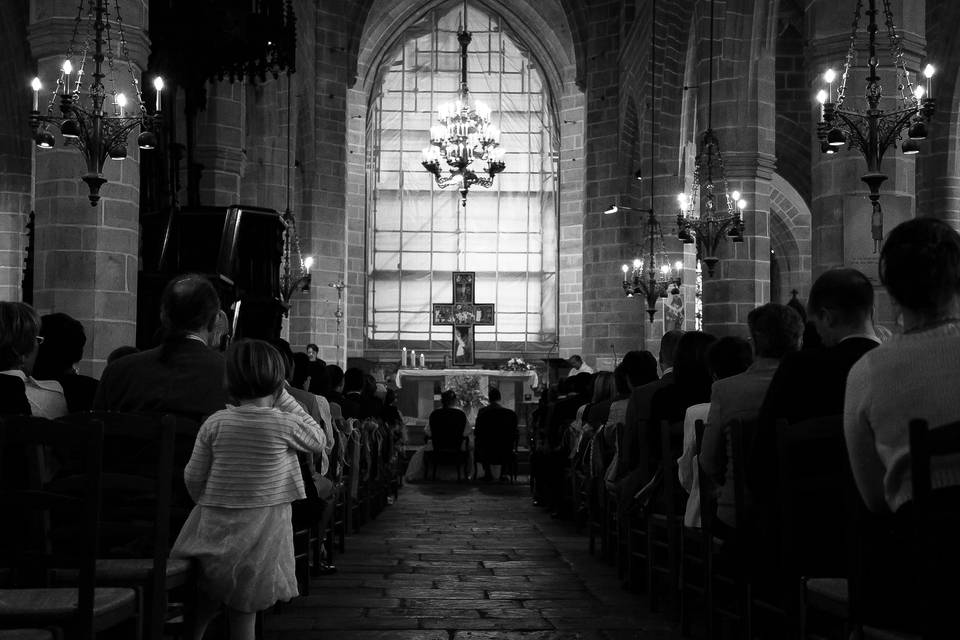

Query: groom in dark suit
left=748, top=268, right=881, bottom=531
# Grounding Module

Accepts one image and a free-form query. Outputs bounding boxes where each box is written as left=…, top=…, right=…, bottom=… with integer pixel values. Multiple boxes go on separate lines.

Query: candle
left=402, top=347, right=407, bottom=367
left=410, top=349, right=416, bottom=368
left=31, top=78, right=41, bottom=111
left=153, top=77, right=164, bottom=113
left=116, top=92, right=127, bottom=117
left=62, top=60, right=72, bottom=97
left=923, top=64, right=935, bottom=98
left=419, top=353, right=425, bottom=368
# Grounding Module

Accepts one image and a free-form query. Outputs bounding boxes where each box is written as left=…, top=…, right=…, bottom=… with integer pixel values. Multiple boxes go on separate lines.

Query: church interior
left=3, top=0, right=960, bottom=638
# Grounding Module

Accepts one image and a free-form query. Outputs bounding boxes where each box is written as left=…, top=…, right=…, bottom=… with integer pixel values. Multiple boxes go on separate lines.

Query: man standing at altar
left=566, top=355, right=594, bottom=377
left=474, top=387, right=519, bottom=482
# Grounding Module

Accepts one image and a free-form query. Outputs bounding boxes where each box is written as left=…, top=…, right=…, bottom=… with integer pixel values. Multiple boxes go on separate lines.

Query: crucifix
left=432, top=271, right=495, bottom=366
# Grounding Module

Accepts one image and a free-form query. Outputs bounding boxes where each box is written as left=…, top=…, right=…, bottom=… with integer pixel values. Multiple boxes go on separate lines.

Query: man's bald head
left=160, top=274, right=221, bottom=336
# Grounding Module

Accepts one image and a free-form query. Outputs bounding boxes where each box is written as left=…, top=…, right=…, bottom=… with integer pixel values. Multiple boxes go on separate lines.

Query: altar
left=395, top=368, right=539, bottom=422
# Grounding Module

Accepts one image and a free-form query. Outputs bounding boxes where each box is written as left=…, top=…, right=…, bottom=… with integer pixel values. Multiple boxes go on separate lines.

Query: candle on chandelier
left=621, top=264, right=629, bottom=284
left=154, top=77, right=164, bottom=113
left=115, top=92, right=127, bottom=117
left=31, top=77, right=41, bottom=111
left=61, top=60, right=72, bottom=96
left=402, top=346, right=407, bottom=367
left=923, top=64, right=935, bottom=97
left=816, top=90, right=828, bottom=121
left=823, top=68, right=836, bottom=103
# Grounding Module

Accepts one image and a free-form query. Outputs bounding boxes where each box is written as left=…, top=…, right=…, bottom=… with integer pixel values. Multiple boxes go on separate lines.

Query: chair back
left=658, top=419, right=682, bottom=521
left=431, top=421, right=466, bottom=453
left=0, top=415, right=105, bottom=636
left=908, top=418, right=960, bottom=636
left=727, top=418, right=753, bottom=535
left=59, top=411, right=177, bottom=633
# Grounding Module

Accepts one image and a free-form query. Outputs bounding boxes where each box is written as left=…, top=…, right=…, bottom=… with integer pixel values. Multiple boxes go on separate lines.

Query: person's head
left=308, top=362, right=331, bottom=396
left=569, top=355, right=584, bottom=369
left=673, top=331, right=717, bottom=395
left=160, top=274, right=221, bottom=340
left=225, top=339, right=286, bottom=401
left=706, top=336, right=753, bottom=380
left=33, top=312, right=87, bottom=379
left=441, top=389, right=457, bottom=407
left=880, top=217, right=960, bottom=324
left=305, top=343, right=319, bottom=361
left=291, top=352, right=310, bottom=388
left=659, top=330, right=685, bottom=370
left=620, top=350, right=659, bottom=388
left=806, top=268, right=876, bottom=346
left=801, top=320, right=823, bottom=351
left=0, top=302, right=41, bottom=373
left=325, top=364, right=344, bottom=393
left=591, top=370, right=617, bottom=404
left=107, top=345, right=139, bottom=365
left=488, top=387, right=502, bottom=404
left=267, top=338, right=295, bottom=382
left=747, top=303, right=804, bottom=359
left=343, top=367, right=365, bottom=393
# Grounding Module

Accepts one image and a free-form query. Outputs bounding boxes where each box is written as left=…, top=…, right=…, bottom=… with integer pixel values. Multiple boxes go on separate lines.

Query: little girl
left=172, top=339, right=327, bottom=640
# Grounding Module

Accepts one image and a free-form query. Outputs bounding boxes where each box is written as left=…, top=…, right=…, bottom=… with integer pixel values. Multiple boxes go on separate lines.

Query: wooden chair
left=698, top=418, right=754, bottom=640
left=56, top=411, right=194, bottom=640
left=679, top=419, right=707, bottom=636
left=0, top=415, right=138, bottom=639
left=907, top=418, right=960, bottom=638
left=425, top=425, right=470, bottom=481
left=774, top=415, right=851, bottom=639
left=645, top=420, right=682, bottom=616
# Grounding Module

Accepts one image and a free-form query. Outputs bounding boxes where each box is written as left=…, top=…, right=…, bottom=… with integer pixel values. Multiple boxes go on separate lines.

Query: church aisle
left=263, top=482, right=682, bottom=639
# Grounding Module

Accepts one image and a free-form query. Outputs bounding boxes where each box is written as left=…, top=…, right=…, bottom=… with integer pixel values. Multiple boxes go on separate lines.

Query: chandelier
left=421, top=0, right=505, bottom=207
left=615, top=205, right=683, bottom=323
left=612, top=0, right=681, bottom=323
left=279, top=73, right=313, bottom=309
left=676, top=0, right=745, bottom=277
left=29, top=0, right=163, bottom=206
left=815, top=0, right=935, bottom=251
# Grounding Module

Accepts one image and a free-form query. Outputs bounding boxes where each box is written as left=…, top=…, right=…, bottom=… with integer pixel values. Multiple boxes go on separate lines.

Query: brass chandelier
left=29, top=0, right=163, bottom=206
left=675, top=0, right=745, bottom=277
left=815, top=0, right=935, bottom=251
left=421, top=0, right=506, bottom=207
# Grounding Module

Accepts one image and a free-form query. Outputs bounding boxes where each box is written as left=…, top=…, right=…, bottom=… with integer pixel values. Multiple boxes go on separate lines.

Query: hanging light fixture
left=421, top=0, right=506, bottom=207
left=279, top=72, right=313, bottom=309
left=617, top=0, right=682, bottom=323
left=675, top=0, right=745, bottom=277
left=28, top=0, right=162, bottom=206
left=815, top=0, right=935, bottom=251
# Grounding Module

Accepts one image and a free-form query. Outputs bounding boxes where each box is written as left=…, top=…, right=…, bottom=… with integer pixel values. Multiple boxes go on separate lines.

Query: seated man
left=700, top=303, right=803, bottom=531
left=750, top=269, right=880, bottom=508
left=474, top=387, right=519, bottom=481
left=566, top=354, right=594, bottom=377
left=425, top=390, right=468, bottom=477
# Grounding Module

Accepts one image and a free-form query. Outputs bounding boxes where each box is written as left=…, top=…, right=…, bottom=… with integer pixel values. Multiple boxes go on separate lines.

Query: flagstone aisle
left=263, top=482, right=682, bottom=639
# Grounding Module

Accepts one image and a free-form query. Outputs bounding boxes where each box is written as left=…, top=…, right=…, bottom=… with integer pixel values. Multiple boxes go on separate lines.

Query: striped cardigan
left=184, top=404, right=327, bottom=508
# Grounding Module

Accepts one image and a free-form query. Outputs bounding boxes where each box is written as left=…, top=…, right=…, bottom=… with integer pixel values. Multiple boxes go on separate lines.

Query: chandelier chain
left=881, top=0, right=916, bottom=105
left=113, top=0, right=146, bottom=112
left=837, top=0, right=864, bottom=108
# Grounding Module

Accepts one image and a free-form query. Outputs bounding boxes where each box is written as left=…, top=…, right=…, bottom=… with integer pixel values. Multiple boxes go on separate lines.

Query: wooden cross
left=432, top=271, right=495, bottom=366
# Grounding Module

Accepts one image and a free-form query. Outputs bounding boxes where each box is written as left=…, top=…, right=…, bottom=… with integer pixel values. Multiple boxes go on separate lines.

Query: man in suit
left=700, top=303, right=803, bottom=530
left=748, top=269, right=880, bottom=547
left=619, top=330, right=683, bottom=484
left=474, top=387, right=519, bottom=481
left=94, top=274, right=228, bottom=421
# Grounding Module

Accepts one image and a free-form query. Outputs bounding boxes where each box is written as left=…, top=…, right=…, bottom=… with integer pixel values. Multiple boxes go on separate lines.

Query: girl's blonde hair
left=225, top=339, right=286, bottom=400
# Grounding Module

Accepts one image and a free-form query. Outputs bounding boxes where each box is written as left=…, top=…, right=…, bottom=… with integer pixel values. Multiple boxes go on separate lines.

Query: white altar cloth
left=394, top=368, right=539, bottom=390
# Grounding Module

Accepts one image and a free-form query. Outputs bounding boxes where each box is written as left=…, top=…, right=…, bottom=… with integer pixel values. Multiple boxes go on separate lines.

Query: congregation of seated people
left=0, top=274, right=405, bottom=640
left=527, top=217, right=960, bottom=638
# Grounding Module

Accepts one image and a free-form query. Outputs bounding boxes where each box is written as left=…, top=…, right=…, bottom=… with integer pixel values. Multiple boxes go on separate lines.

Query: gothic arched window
left=366, top=2, right=559, bottom=357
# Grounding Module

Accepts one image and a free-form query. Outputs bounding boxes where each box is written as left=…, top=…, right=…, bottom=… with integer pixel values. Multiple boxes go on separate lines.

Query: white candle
left=420, top=353, right=425, bottom=368
left=411, top=350, right=416, bottom=368
left=154, top=77, right=164, bottom=113
left=402, top=347, right=407, bottom=368
left=31, top=78, right=41, bottom=111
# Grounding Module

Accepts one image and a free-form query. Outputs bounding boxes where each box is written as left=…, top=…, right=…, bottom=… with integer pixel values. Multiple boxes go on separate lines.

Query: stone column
left=28, top=0, right=148, bottom=376
left=808, top=0, right=925, bottom=325
left=194, top=80, right=246, bottom=205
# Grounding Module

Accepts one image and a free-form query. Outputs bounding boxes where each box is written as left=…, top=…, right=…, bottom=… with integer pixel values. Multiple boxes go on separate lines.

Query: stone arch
left=768, top=172, right=812, bottom=303
left=345, top=0, right=585, bottom=357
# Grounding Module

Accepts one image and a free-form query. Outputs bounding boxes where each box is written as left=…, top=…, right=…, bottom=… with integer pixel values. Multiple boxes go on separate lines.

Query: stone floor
left=262, top=481, right=683, bottom=640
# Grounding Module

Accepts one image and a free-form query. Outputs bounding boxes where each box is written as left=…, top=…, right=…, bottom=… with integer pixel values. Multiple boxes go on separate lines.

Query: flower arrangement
left=445, top=374, right=488, bottom=412
left=501, top=357, right=533, bottom=371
